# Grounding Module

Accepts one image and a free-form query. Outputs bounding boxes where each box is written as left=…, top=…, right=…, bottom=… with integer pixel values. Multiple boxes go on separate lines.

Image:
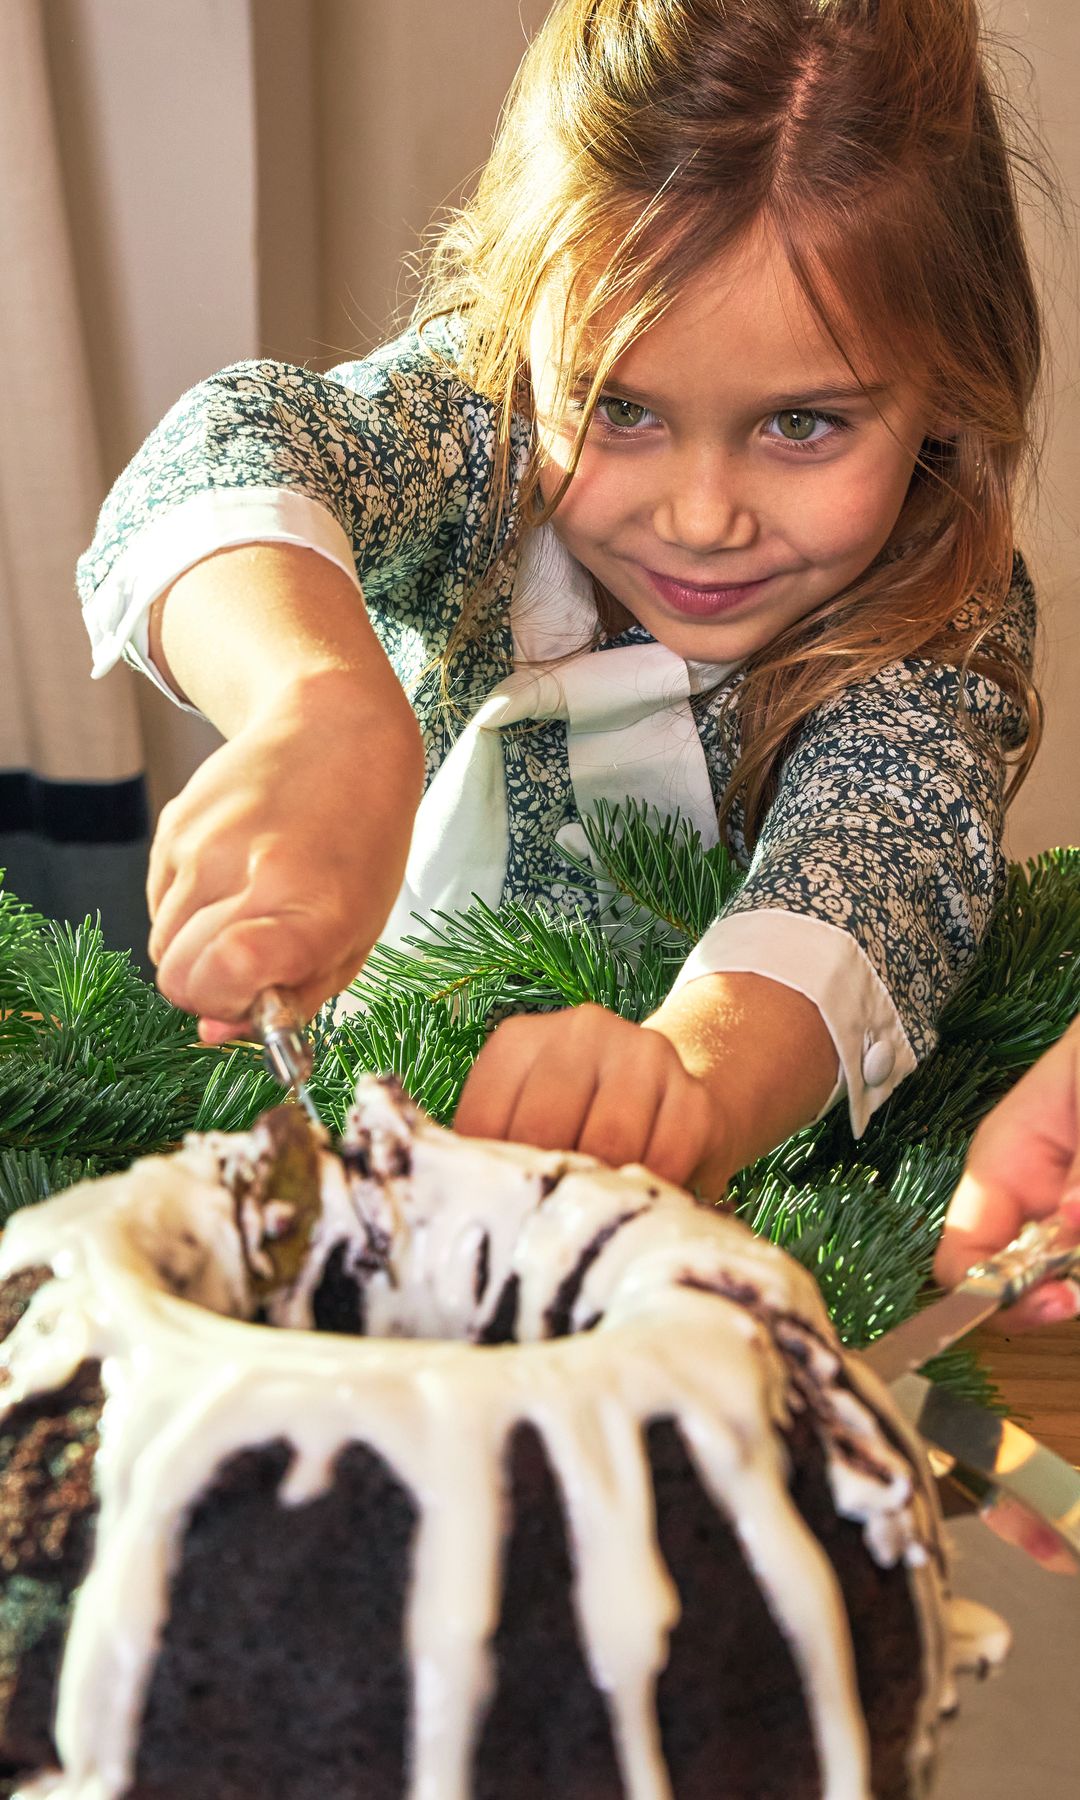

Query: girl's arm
left=456, top=567, right=1036, bottom=1190
left=686, top=561, right=1038, bottom=1141
left=80, top=325, right=489, bottom=654
left=145, top=542, right=425, bottom=1037
left=643, top=969, right=838, bottom=1180
left=77, top=325, right=500, bottom=1034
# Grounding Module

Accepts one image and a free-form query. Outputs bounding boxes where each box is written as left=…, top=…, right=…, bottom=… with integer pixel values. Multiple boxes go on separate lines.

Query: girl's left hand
left=452, top=1004, right=731, bottom=1196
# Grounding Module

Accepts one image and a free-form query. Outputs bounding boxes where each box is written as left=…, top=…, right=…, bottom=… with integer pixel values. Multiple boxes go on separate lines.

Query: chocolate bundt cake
left=0, top=1075, right=966, bottom=1798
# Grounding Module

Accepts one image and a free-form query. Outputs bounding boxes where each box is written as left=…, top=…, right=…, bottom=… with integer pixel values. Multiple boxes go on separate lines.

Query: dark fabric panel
left=0, top=834, right=150, bottom=969
left=0, top=772, right=149, bottom=845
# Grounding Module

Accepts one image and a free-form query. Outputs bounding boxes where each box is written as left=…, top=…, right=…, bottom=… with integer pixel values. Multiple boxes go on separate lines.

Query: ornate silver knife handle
left=963, top=1214, right=1080, bottom=1305
left=250, top=987, right=314, bottom=1091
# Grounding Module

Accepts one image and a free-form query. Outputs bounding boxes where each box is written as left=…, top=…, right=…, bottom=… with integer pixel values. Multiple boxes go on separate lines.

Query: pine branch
left=361, top=897, right=680, bottom=1021
left=568, top=799, right=745, bottom=942
left=188, top=1053, right=282, bottom=1135
left=0, top=1148, right=103, bottom=1224
left=919, top=1347, right=1005, bottom=1413
left=938, top=851, right=1080, bottom=1068
left=734, top=1139, right=966, bottom=1347
left=316, top=992, right=490, bottom=1127
left=0, top=903, right=271, bottom=1172
left=0, top=831, right=1076, bottom=1419
left=0, top=885, right=53, bottom=1013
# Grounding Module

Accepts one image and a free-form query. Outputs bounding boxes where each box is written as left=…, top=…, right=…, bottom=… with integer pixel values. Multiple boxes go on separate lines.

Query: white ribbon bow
left=380, top=526, right=735, bottom=949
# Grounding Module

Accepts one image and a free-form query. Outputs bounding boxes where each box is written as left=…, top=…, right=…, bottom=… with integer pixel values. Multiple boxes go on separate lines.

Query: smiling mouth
left=643, top=567, right=774, bottom=618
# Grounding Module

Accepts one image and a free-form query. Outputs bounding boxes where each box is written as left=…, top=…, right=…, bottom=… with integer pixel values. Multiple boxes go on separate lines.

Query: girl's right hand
left=146, top=669, right=424, bottom=1040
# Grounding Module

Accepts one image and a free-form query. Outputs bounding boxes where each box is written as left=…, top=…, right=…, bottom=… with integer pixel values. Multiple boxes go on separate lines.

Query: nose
left=652, top=447, right=758, bottom=555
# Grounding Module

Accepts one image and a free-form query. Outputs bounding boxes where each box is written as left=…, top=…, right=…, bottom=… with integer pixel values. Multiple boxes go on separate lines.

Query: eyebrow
left=757, top=382, right=891, bottom=408
left=585, top=376, right=890, bottom=409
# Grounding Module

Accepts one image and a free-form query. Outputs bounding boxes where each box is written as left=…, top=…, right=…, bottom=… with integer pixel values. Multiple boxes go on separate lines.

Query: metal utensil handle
left=966, top=1214, right=1080, bottom=1306
left=250, top=987, right=314, bottom=1090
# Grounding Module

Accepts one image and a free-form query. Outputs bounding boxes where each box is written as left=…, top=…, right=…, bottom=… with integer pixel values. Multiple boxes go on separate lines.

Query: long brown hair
left=416, top=0, right=1049, bottom=844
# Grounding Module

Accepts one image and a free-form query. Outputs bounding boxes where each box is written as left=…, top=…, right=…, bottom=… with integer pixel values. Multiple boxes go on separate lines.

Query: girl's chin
left=646, top=618, right=765, bottom=664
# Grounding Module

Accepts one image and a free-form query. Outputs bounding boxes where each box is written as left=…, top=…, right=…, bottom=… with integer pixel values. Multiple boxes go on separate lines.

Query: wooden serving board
left=972, top=1318, right=1080, bottom=1468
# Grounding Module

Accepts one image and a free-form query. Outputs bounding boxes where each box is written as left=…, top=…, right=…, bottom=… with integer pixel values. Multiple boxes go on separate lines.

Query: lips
left=643, top=567, right=772, bottom=618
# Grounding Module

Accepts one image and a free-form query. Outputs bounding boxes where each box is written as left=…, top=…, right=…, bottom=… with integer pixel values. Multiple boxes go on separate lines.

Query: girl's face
left=529, top=229, right=931, bottom=664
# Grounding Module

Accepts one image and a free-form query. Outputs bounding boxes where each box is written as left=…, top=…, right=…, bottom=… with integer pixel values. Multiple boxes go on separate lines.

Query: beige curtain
left=3, top=0, right=1072, bottom=933
left=0, top=0, right=149, bottom=956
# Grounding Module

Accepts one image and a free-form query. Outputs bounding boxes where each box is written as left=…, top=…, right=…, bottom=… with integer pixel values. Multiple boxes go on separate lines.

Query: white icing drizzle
left=404, top=1379, right=503, bottom=1800
left=0, top=1076, right=952, bottom=1800
left=844, top=1355, right=955, bottom=1785
left=535, top=1367, right=680, bottom=1800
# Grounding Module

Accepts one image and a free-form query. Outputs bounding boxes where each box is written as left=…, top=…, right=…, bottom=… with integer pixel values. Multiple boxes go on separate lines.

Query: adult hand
left=934, top=1017, right=1080, bottom=1329
left=452, top=1004, right=731, bottom=1196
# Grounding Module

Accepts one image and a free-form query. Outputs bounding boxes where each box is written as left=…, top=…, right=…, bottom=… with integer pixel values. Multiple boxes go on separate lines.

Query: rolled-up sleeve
left=671, top=558, right=1037, bottom=1134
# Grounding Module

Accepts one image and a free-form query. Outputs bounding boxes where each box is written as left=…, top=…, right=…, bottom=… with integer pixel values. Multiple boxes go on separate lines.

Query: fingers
left=148, top=762, right=372, bottom=1028
left=196, top=1017, right=253, bottom=1047
left=933, top=1169, right=1026, bottom=1290
left=157, top=897, right=360, bottom=1028
left=1066, top=1148, right=1080, bottom=1213
left=455, top=1024, right=597, bottom=1149
left=146, top=787, right=227, bottom=942
left=641, top=1074, right=715, bottom=1189
left=156, top=897, right=278, bottom=1017
left=995, top=1279, right=1080, bottom=1332
left=453, top=1006, right=719, bottom=1190
left=934, top=1165, right=1080, bottom=1332
left=146, top=773, right=249, bottom=972
left=453, top=1012, right=596, bottom=1146
left=934, top=1043, right=1078, bottom=1291
left=979, top=1493, right=1078, bottom=1576
left=154, top=891, right=365, bottom=1036
left=148, top=858, right=234, bottom=969
left=141, top=685, right=423, bottom=1039
left=146, top=797, right=182, bottom=923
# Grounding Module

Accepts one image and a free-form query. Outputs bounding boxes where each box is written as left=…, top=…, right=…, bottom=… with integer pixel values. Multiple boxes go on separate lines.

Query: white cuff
left=669, top=908, right=917, bottom=1136
left=83, top=487, right=361, bottom=706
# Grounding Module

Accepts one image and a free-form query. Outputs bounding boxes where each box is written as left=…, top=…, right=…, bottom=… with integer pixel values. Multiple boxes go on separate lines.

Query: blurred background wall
left=22, top=0, right=1080, bottom=953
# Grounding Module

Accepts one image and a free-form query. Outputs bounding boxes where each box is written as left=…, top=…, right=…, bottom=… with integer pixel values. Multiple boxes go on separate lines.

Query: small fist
left=452, top=1003, right=728, bottom=1195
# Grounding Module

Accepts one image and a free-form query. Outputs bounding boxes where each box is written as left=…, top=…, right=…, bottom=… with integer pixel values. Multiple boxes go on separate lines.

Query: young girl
left=78, top=0, right=1043, bottom=1205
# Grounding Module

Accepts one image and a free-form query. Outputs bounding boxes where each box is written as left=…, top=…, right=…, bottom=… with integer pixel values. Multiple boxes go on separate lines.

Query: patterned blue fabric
left=78, top=323, right=1036, bottom=1066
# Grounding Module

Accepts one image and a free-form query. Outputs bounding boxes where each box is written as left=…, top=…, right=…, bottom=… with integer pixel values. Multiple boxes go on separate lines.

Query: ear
left=917, top=427, right=958, bottom=465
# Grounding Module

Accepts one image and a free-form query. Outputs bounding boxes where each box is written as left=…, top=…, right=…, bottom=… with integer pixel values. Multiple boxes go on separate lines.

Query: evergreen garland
left=1, top=807, right=1077, bottom=1409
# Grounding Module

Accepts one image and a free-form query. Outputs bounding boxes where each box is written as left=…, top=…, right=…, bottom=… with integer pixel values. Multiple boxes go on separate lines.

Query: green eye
left=775, top=410, right=818, bottom=441
left=597, top=397, right=649, bottom=429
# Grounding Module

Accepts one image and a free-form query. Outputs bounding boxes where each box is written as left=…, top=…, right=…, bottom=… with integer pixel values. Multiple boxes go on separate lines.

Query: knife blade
left=250, top=987, right=321, bottom=1126
left=890, top=1371, right=1080, bottom=1566
left=861, top=1214, right=1080, bottom=1383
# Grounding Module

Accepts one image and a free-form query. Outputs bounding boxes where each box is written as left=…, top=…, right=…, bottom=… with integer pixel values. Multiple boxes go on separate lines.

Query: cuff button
left=861, top=1040, right=895, bottom=1088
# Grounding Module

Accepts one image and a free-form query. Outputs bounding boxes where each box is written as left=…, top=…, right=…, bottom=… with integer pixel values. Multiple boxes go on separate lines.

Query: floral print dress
left=78, top=320, right=1036, bottom=1133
